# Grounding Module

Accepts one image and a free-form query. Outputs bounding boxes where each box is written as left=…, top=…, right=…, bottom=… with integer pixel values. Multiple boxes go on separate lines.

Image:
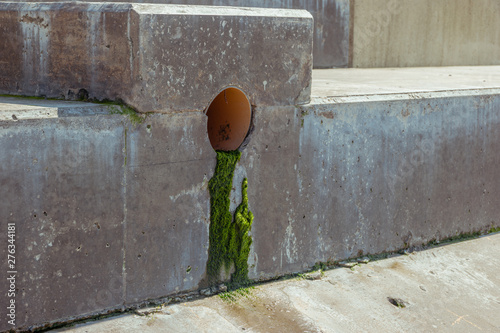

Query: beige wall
left=351, top=0, right=500, bottom=67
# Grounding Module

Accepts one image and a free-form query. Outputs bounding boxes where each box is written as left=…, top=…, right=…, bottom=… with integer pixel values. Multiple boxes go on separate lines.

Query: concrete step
left=15, top=0, right=351, bottom=69
left=0, top=2, right=312, bottom=112
left=1, top=66, right=499, bottom=331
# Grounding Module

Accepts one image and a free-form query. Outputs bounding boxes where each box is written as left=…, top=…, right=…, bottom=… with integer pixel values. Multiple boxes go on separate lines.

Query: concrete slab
left=0, top=2, right=313, bottom=112
left=0, top=111, right=215, bottom=331
left=0, top=96, right=113, bottom=119
left=311, top=66, right=500, bottom=98
left=24, top=0, right=350, bottom=69
left=50, top=233, right=500, bottom=332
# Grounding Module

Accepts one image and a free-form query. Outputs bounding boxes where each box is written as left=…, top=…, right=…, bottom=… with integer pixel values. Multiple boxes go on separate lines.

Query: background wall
left=350, top=0, right=500, bottom=67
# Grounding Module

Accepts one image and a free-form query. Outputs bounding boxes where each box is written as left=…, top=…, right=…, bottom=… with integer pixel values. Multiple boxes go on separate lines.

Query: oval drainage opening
left=206, top=87, right=251, bottom=151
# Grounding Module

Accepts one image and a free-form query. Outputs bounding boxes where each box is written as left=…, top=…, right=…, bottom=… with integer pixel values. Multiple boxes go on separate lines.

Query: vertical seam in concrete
left=127, top=9, right=133, bottom=82
left=121, top=126, right=128, bottom=304
left=348, top=0, right=355, bottom=68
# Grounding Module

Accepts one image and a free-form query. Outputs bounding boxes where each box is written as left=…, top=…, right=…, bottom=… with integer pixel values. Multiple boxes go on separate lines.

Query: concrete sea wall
left=1, top=1, right=499, bottom=331
left=1, top=90, right=499, bottom=330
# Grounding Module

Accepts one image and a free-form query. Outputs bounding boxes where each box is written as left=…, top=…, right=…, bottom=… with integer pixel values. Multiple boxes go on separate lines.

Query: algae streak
left=207, top=150, right=254, bottom=286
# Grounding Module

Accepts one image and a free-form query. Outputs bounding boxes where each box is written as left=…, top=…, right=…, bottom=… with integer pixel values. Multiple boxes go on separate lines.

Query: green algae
left=229, top=178, right=254, bottom=285
left=106, top=104, right=145, bottom=125
left=206, top=150, right=254, bottom=287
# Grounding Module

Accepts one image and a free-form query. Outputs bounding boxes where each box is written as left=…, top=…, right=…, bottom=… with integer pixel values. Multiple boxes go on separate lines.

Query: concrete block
left=0, top=105, right=215, bottom=331
left=18, top=0, right=350, bottom=69
left=0, top=115, right=126, bottom=328
left=124, top=113, right=214, bottom=303
left=350, top=0, right=500, bottom=67
left=242, top=91, right=500, bottom=279
left=0, top=2, right=313, bottom=112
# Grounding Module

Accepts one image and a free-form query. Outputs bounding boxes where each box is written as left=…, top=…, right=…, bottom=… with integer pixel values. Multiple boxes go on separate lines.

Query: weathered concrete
left=0, top=108, right=215, bottom=331
left=0, top=2, right=313, bottom=112
left=350, top=0, right=500, bottom=67
left=1, top=67, right=500, bottom=331
left=19, top=0, right=350, bottom=69
left=242, top=91, right=500, bottom=278
left=50, top=233, right=500, bottom=333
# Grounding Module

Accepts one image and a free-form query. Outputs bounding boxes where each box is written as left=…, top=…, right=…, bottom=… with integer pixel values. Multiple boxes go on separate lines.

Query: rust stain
left=319, top=111, right=335, bottom=119
left=20, top=14, right=49, bottom=28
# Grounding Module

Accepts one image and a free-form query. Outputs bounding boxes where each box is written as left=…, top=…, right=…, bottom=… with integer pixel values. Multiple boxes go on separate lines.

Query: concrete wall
left=0, top=112, right=214, bottom=330
left=245, top=91, right=500, bottom=277
left=350, top=0, right=500, bottom=67
left=2, top=90, right=499, bottom=331
left=21, top=0, right=351, bottom=69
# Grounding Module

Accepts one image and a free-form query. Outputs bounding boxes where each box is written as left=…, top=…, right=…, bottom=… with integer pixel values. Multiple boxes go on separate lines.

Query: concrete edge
left=131, top=3, right=314, bottom=18
left=310, top=88, right=500, bottom=105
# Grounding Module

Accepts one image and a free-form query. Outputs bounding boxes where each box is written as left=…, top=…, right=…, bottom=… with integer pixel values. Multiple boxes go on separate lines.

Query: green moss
left=229, top=178, right=254, bottom=285
left=0, top=93, right=145, bottom=125
left=107, top=104, right=145, bottom=125
left=489, top=226, right=500, bottom=234
left=206, top=150, right=254, bottom=287
left=219, top=286, right=254, bottom=303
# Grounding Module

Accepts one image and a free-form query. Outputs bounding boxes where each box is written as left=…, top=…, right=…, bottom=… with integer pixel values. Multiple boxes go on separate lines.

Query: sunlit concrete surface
left=51, top=233, right=500, bottom=333
left=311, top=66, right=500, bottom=98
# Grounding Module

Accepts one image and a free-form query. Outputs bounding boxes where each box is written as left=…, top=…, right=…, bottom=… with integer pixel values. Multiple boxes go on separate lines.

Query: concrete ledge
left=0, top=96, right=116, bottom=119
left=0, top=2, right=313, bottom=112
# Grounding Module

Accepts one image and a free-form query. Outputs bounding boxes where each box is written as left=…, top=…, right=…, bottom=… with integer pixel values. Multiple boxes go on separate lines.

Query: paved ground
left=51, top=233, right=500, bottom=333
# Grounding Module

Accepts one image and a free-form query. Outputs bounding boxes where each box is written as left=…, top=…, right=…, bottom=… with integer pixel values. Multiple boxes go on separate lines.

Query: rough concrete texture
left=51, top=233, right=500, bottom=332
left=0, top=110, right=215, bottom=331
left=0, top=2, right=313, bottom=112
left=350, top=0, right=500, bottom=67
left=242, top=89, right=500, bottom=279
left=1, top=67, right=500, bottom=331
left=20, top=0, right=350, bottom=69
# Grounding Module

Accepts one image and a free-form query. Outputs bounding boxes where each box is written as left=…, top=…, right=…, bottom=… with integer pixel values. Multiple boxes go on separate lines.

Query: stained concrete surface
left=20, top=0, right=350, bottom=69
left=0, top=2, right=312, bottom=112
left=51, top=233, right=500, bottom=332
left=0, top=111, right=215, bottom=331
left=242, top=67, right=500, bottom=279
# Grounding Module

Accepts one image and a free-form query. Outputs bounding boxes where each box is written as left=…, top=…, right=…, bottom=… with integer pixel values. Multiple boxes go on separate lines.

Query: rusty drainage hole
left=206, top=87, right=251, bottom=151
